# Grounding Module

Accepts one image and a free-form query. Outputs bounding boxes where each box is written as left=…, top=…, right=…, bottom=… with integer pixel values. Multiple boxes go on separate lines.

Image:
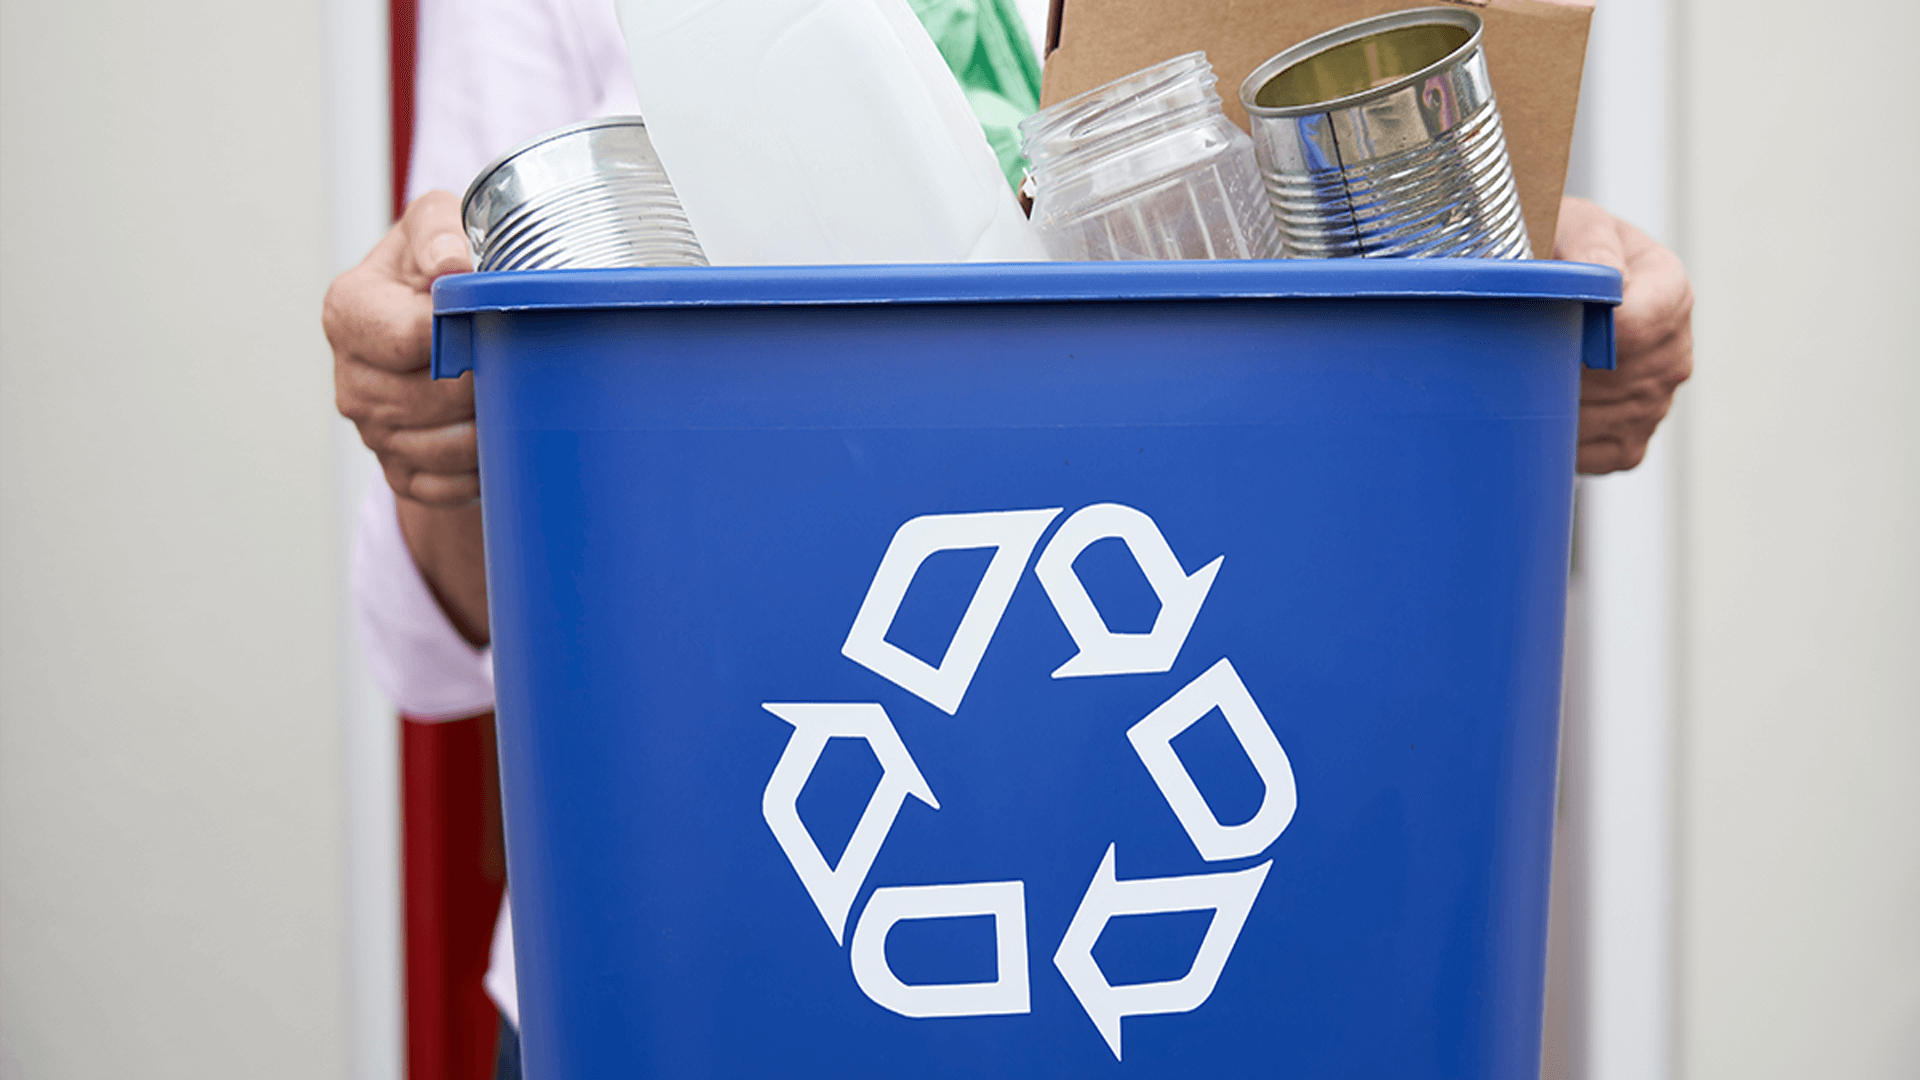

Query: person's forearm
left=397, top=496, right=490, bottom=647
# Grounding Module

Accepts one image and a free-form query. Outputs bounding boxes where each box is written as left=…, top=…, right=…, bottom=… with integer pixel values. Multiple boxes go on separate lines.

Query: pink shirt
left=406, top=0, right=639, bottom=203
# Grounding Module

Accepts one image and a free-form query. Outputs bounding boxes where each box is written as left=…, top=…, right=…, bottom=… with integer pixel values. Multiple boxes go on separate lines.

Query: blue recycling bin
left=433, top=259, right=1620, bottom=1079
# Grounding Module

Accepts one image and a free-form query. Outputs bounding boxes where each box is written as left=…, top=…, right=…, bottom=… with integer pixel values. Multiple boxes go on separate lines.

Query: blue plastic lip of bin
left=430, top=258, right=1622, bottom=379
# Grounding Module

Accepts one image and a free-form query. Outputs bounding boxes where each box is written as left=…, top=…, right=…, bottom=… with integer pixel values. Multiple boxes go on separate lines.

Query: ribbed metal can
left=462, top=117, right=707, bottom=271
left=1240, top=8, right=1529, bottom=259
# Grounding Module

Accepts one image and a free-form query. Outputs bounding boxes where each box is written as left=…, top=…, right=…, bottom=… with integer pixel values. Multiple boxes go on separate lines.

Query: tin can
left=461, top=117, right=707, bottom=271
left=1240, top=8, right=1529, bottom=259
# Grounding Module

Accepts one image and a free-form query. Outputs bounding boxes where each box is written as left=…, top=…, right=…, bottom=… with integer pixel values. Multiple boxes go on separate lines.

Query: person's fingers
left=379, top=454, right=482, bottom=508
left=325, top=269, right=434, bottom=373
left=1574, top=326, right=1688, bottom=475
left=383, top=421, right=479, bottom=475
left=320, top=192, right=471, bottom=374
left=324, top=191, right=486, bottom=509
left=1576, top=434, right=1646, bottom=475
left=405, top=471, right=483, bottom=507
left=1556, top=198, right=1694, bottom=475
left=1582, top=378, right=1674, bottom=428
left=336, top=357, right=475, bottom=430
left=1552, top=196, right=1627, bottom=275
left=398, top=190, right=472, bottom=284
left=1616, top=224, right=1696, bottom=358
left=1595, top=313, right=1692, bottom=412
left=1577, top=334, right=1690, bottom=406
left=1575, top=391, right=1671, bottom=475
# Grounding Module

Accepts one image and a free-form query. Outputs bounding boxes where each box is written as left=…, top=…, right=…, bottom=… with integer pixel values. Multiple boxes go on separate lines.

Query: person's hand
left=325, top=191, right=490, bottom=644
left=324, top=190, right=478, bottom=505
left=1554, top=196, right=1694, bottom=474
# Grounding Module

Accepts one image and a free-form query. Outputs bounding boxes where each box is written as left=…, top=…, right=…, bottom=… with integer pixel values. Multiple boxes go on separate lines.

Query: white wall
left=1551, top=0, right=1680, bottom=1076
left=0, top=0, right=349, bottom=1076
left=323, top=0, right=406, bottom=1075
left=1675, top=0, right=1920, bottom=1076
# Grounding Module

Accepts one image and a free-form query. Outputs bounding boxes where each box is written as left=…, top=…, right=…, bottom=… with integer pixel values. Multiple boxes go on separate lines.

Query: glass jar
left=1018, top=52, right=1282, bottom=261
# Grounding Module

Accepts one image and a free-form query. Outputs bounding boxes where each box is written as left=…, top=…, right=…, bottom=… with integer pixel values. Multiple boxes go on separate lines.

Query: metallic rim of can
left=1239, top=7, right=1483, bottom=120
left=461, top=116, right=669, bottom=249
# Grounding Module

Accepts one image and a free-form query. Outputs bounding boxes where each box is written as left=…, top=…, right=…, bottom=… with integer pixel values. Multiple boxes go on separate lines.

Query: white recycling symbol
left=762, top=504, right=1297, bottom=1060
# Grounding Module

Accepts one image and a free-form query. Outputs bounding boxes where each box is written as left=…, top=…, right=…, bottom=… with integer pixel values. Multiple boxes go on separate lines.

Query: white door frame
left=326, top=0, right=403, bottom=1076
left=1557, top=0, right=1679, bottom=1076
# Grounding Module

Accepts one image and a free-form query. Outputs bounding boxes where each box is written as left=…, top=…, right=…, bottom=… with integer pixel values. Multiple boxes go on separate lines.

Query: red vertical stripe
left=403, top=713, right=506, bottom=1080
left=390, top=0, right=417, bottom=219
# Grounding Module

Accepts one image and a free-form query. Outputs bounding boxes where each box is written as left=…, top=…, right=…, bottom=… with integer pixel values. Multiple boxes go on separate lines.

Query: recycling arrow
left=761, top=702, right=939, bottom=944
left=1128, top=659, right=1297, bottom=863
left=850, top=880, right=1031, bottom=1019
left=1035, top=503, right=1222, bottom=678
left=841, top=508, right=1061, bottom=714
left=1052, top=844, right=1272, bottom=1060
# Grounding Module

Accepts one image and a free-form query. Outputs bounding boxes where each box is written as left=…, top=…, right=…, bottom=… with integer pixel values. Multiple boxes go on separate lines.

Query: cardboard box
left=1040, top=0, right=1593, bottom=257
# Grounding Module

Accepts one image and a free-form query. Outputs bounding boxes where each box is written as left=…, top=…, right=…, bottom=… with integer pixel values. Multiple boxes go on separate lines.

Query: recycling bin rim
left=431, top=258, right=1622, bottom=378
left=432, top=257, right=1622, bottom=315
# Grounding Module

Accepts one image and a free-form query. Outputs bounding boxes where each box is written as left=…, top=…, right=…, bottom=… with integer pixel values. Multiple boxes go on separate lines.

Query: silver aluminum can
left=462, top=116, right=707, bottom=271
left=1240, top=8, right=1529, bottom=259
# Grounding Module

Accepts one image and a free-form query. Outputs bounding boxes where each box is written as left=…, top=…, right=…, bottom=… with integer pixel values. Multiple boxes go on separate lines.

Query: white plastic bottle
left=615, top=0, right=1047, bottom=266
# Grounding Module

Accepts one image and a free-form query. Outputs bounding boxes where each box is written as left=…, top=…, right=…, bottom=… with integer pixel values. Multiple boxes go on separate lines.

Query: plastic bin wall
left=433, top=260, right=1621, bottom=1079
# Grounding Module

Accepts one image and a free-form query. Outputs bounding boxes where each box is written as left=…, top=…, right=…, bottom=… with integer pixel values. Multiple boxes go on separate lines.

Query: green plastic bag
left=909, top=0, right=1044, bottom=193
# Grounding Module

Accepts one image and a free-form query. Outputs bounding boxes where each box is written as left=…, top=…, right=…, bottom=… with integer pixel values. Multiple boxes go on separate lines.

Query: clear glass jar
left=1018, top=52, right=1282, bottom=261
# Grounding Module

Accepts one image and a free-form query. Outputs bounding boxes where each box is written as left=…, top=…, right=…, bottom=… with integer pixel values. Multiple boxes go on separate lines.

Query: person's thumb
left=1551, top=196, right=1627, bottom=276
left=421, top=230, right=473, bottom=279
left=400, top=190, right=473, bottom=282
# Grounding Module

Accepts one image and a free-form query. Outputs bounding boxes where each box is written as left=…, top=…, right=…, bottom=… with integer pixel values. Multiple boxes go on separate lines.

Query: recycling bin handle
left=1582, top=301, right=1616, bottom=371
left=434, top=312, right=474, bottom=380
